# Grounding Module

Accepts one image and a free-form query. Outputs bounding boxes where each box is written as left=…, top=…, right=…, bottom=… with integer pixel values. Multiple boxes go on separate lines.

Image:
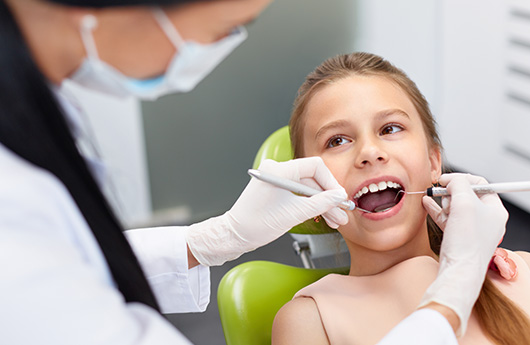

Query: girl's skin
left=273, top=74, right=530, bottom=344
left=273, top=74, right=447, bottom=344
left=302, top=75, right=442, bottom=276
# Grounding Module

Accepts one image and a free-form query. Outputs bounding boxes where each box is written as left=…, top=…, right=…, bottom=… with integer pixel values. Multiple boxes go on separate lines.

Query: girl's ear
left=429, top=145, right=442, bottom=184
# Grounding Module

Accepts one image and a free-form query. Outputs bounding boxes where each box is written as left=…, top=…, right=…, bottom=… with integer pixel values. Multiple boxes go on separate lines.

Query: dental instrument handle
left=247, top=169, right=356, bottom=211
left=427, top=181, right=530, bottom=197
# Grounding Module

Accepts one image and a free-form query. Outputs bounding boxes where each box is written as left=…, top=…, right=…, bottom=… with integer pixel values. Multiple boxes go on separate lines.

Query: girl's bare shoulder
left=272, top=296, right=328, bottom=345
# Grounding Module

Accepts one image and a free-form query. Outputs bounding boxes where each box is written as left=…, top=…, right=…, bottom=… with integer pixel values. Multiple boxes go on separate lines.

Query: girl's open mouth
left=353, top=180, right=404, bottom=213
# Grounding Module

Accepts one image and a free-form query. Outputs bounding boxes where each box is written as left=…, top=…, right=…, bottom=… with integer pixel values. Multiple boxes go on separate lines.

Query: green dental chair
left=217, top=126, right=349, bottom=345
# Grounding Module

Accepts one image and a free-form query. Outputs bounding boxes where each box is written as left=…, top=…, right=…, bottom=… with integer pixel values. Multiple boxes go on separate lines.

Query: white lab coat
left=0, top=96, right=209, bottom=343
left=377, top=309, right=458, bottom=345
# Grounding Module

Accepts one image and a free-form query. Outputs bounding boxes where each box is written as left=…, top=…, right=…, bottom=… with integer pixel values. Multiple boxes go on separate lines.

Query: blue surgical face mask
left=69, top=8, right=247, bottom=101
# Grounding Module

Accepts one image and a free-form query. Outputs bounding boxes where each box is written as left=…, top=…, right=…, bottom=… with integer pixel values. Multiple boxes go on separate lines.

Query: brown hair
left=289, top=52, right=530, bottom=344
left=290, top=52, right=440, bottom=158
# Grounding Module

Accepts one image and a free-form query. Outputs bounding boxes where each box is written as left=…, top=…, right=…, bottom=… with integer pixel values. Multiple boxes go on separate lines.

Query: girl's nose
left=354, top=137, right=389, bottom=168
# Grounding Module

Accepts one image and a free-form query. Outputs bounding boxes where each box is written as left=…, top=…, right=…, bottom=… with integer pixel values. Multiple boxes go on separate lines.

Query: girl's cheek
left=324, top=160, right=347, bottom=182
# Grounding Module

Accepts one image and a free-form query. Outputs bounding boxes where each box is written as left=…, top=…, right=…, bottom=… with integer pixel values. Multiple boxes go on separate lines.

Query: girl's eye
left=326, top=136, right=351, bottom=148
left=381, top=124, right=403, bottom=135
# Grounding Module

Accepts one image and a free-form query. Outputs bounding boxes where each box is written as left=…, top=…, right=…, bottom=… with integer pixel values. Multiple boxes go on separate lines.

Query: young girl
left=271, top=52, right=530, bottom=345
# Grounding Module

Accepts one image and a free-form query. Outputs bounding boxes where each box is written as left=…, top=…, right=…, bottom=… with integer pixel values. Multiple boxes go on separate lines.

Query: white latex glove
left=186, top=157, right=349, bottom=266
left=418, top=173, right=508, bottom=337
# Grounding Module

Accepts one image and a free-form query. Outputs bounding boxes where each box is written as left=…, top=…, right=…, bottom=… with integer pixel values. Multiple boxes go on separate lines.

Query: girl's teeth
left=354, top=181, right=403, bottom=199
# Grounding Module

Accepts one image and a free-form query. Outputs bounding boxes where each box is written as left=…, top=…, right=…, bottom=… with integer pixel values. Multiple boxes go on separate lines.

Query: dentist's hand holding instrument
left=378, top=173, right=509, bottom=345
left=247, top=169, right=357, bottom=211
left=186, top=157, right=349, bottom=266
left=418, top=173, right=508, bottom=336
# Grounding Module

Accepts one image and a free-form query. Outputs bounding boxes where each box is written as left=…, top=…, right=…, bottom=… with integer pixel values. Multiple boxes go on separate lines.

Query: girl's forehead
left=304, top=75, right=419, bottom=126
left=315, top=75, right=410, bottom=103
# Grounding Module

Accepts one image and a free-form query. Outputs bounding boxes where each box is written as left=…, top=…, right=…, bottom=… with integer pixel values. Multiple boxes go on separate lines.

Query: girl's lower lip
left=359, top=192, right=406, bottom=220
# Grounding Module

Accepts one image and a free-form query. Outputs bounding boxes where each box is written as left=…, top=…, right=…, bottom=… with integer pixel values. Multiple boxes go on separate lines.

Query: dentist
left=0, top=0, right=506, bottom=344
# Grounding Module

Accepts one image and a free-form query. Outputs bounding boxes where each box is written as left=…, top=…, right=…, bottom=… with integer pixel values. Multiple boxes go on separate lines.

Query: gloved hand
left=419, top=173, right=508, bottom=336
left=186, top=157, right=349, bottom=266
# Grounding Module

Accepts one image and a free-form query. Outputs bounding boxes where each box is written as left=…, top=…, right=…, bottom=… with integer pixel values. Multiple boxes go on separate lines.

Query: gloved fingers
left=256, top=159, right=319, bottom=192
left=443, top=174, right=475, bottom=198
left=322, top=207, right=349, bottom=229
left=439, top=173, right=498, bottom=203
left=257, top=157, right=322, bottom=180
left=221, top=159, right=349, bottom=263
left=297, top=156, right=345, bottom=191
left=300, top=177, right=324, bottom=192
left=438, top=173, right=508, bottom=248
left=423, top=173, right=510, bottom=337
left=442, top=175, right=484, bottom=212
left=257, top=158, right=287, bottom=175
left=299, top=188, right=348, bottom=221
left=422, top=196, right=447, bottom=230
left=438, top=173, right=487, bottom=187
left=441, top=195, right=451, bottom=214
left=322, top=214, right=339, bottom=229
left=441, top=173, right=506, bottom=211
left=299, top=177, right=350, bottom=206
left=258, top=157, right=346, bottom=195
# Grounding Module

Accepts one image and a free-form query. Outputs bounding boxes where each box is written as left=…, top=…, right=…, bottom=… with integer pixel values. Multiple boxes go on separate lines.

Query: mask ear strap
left=152, top=7, right=185, bottom=49
left=80, top=14, right=100, bottom=59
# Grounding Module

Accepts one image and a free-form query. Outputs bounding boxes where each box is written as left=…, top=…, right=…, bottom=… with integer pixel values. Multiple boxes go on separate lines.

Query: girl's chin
left=355, top=228, right=427, bottom=253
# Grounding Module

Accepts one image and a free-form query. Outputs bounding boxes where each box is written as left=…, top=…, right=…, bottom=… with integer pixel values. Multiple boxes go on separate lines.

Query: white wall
left=439, top=0, right=530, bottom=211
left=354, top=0, right=439, bottom=112
left=355, top=0, right=530, bottom=212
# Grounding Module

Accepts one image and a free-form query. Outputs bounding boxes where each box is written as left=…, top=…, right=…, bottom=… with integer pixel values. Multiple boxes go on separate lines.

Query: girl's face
left=302, top=75, right=441, bottom=258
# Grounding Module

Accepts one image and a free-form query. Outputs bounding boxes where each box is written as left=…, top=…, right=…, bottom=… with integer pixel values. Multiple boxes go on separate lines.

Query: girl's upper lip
left=351, top=175, right=406, bottom=197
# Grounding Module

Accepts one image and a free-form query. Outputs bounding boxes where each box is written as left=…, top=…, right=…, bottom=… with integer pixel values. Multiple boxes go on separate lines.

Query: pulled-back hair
left=290, top=52, right=440, bottom=158
left=289, top=52, right=530, bottom=344
left=0, top=0, right=159, bottom=310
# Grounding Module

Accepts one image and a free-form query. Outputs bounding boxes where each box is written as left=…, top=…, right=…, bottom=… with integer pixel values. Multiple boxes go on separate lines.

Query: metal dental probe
left=404, top=181, right=530, bottom=197
left=247, top=169, right=375, bottom=212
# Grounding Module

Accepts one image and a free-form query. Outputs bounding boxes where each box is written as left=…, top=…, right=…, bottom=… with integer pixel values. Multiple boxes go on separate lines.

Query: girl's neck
left=347, top=227, right=437, bottom=277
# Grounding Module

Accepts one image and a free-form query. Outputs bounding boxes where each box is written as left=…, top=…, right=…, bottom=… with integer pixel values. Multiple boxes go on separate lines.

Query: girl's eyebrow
left=315, top=119, right=351, bottom=140
left=314, top=109, right=410, bottom=140
left=377, top=108, right=410, bottom=120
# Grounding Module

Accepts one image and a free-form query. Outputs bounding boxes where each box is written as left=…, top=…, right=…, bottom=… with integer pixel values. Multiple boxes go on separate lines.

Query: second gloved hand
left=419, top=173, right=508, bottom=336
left=186, top=157, right=349, bottom=266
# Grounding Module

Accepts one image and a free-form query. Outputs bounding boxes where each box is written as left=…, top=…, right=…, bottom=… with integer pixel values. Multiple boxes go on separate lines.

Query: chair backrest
left=217, top=261, right=348, bottom=345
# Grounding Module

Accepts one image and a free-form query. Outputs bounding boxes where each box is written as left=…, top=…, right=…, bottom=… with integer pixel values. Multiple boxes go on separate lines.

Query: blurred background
left=64, top=0, right=530, bottom=343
